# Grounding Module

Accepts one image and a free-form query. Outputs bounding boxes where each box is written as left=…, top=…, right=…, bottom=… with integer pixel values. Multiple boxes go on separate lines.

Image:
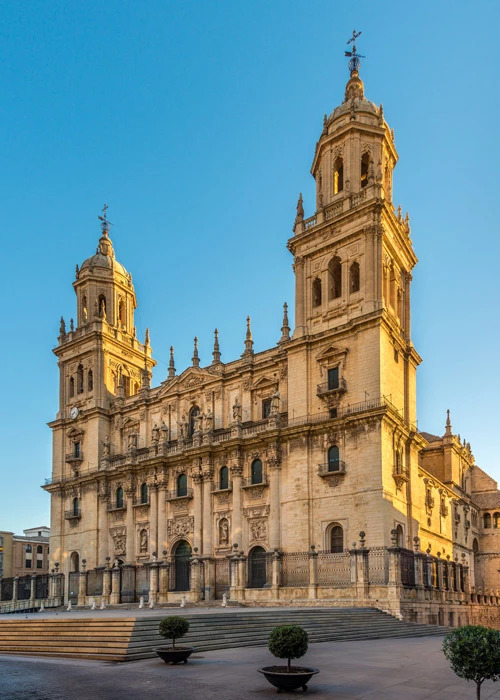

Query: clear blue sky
left=0, top=1, right=499, bottom=534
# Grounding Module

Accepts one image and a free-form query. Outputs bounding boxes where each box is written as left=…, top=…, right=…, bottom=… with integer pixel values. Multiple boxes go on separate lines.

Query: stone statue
left=102, top=435, right=111, bottom=457
left=204, top=408, right=213, bottom=433
left=160, top=421, right=169, bottom=442
left=194, top=412, right=203, bottom=434
left=179, top=415, right=187, bottom=440
left=232, top=397, right=242, bottom=423
left=151, top=423, right=159, bottom=443
left=219, top=519, right=229, bottom=546
left=270, top=390, right=280, bottom=415
left=127, top=431, right=137, bottom=450
left=139, top=529, right=148, bottom=554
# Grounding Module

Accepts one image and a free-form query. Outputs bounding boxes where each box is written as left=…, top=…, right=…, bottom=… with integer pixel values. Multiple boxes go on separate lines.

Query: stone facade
left=43, top=60, right=500, bottom=602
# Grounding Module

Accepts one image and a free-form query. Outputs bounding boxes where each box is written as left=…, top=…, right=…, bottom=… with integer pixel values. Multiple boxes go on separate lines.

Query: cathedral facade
left=44, top=59, right=500, bottom=607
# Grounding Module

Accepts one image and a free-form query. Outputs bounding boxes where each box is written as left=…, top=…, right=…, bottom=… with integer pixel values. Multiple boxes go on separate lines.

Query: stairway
left=0, top=608, right=448, bottom=662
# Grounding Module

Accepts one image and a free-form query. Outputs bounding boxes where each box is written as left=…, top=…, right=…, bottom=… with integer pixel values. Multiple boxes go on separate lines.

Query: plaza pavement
left=1, top=635, right=499, bottom=700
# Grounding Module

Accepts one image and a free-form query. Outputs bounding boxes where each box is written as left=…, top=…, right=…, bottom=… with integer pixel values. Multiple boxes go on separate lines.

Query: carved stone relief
left=110, top=526, right=126, bottom=555
left=167, top=516, right=194, bottom=538
left=249, top=518, right=267, bottom=543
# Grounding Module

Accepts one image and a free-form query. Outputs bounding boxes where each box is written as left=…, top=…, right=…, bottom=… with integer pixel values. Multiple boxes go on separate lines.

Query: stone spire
left=168, top=346, right=176, bottom=378
left=445, top=409, right=453, bottom=437
left=212, top=329, right=221, bottom=365
left=278, top=302, right=290, bottom=344
left=241, top=316, right=254, bottom=358
left=192, top=337, right=200, bottom=368
left=295, top=193, right=304, bottom=225
left=144, top=327, right=150, bottom=348
left=59, top=317, right=66, bottom=337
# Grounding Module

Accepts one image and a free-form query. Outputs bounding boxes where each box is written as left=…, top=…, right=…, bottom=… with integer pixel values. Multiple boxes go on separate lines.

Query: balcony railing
left=65, top=452, right=84, bottom=464
left=107, top=503, right=127, bottom=512
left=318, top=461, right=346, bottom=477
left=317, top=378, right=347, bottom=397
left=65, top=510, right=81, bottom=520
left=211, top=481, right=233, bottom=493
left=166, top=488, right=194, bottom=501
left=242, top=474, right=269, bottom=488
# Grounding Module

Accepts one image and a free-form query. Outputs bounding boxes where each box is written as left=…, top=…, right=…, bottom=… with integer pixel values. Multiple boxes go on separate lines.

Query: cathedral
left=43, top=46, right=500, bottom=615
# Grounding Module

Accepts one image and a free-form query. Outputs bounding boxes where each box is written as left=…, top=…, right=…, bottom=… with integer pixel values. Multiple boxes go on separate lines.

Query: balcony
left=166, top=488, right=194, bottom=501
left=242, top=474, right=269, bottom=488
left=65, top=452, right=84, bottom=465
left=317, top=378, right=347, bottom=397
left=65, top=509, right=81, bottom=520
left=318, top=461, right=346, bottom=485
left=107, top=503, right=127, bottom=513
left=212, top=481, right=233, bottom=494
left=392, top=466, right=409, bottom=490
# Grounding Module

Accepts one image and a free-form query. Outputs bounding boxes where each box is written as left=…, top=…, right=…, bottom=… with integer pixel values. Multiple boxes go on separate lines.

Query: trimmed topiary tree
left=268, top=625, right=309, bottom=672
left=159, top=616, right=190, bottom=649
left=443, top=625, right=500, bottom=699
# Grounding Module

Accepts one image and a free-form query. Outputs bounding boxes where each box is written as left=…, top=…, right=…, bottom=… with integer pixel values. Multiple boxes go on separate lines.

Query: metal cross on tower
left=98, top=203, right=113, bottom=233
left=345, top=29, right=365, bottom=74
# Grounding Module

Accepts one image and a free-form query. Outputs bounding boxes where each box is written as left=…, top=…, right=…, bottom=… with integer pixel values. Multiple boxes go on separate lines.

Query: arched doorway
left=248, top=546, right=267, bottom=588
left=174, top=540, right=192, bottom=591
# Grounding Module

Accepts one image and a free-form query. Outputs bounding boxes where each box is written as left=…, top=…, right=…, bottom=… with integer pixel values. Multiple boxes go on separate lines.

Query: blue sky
left=0, top=1, right=499, bottom=534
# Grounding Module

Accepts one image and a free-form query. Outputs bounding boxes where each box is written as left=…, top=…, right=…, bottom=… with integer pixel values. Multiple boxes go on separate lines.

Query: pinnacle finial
left=295, top=193, right=304, bottom=224
left=212, top=328, right=221, bottom=365
left=144, top=327, right=150, bottom=347
left=192, top=337, right=200, bottom=368
left=241, top=316, right=254, bottom=358
left=168, top=346, right=176, bottom=378
left=445, top=409, right=453, bottom=436
left=279, top=302, right=290, bottom=344
left=59, top=316, right=66, bottom=336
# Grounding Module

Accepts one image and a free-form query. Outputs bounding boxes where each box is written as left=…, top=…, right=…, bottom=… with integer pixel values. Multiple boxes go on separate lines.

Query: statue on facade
left=232, top=397, right=242, bottom=423
left=151, top=423, right=160, bottom=443
left=102, top=435, right=111, bottom=457
left=194, top=412, right=203, bottom=434
left=219, top=519, right=229, bottom=546
left=179, top=415, right=187, bottom=440
left=128, top=431, right=138, bottom=450
left=270, top=390, right=280, bottom=416
left=139, top=529, right=148, bottom=554
left=204, top=408, right=213, bottom=433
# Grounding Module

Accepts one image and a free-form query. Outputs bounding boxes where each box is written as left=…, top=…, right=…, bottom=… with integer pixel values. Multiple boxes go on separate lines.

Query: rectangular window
left=25, top=559, right=32, bottom=568
left=74, top=441, right=80, bottom=458
left=329, top=408, right=338, bottom=419
left=37, top=560, right=43, bottom=569
left=262, top=399, right=272, bottom=419
left=328, top=367, right=339, bottom=390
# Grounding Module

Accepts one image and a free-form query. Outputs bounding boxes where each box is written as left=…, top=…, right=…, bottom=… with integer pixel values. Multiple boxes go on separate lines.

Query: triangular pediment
left=252, top=375, right=277, bottom=390
left=316, top=344, right=349, bottom=362
left=158, top=366, right=216, bottom=397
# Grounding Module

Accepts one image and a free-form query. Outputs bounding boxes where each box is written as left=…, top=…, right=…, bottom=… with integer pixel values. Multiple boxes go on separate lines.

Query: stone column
left=462, top=561, right=471, bottom=595
left=29, top=575, right=37, bottom=603
left=293, top=256, right=306, bottom=336
left=12, top=577, right=19, bottom=603
left=102, top=559, right=112, bottom=604
left=110, top=564, right=121, bottom=604
left=78, top=560, right=87, bottom=606
left=125, top=490, right=135, bottom=563
left=157, top=485, right=167, bottom=557
left=202, top=472, right=214, bottom=555
left=229, top=549, right=239, bottom=600
left=230, top=462, right=243, bottom=547
left=98, top=494, right=109, bottom=565
left=150, top=485, right=158, bottom=557
left=355, top=538, right=370, bottom=600
left=190, top=557, right=202, bottom=603
left=308, top=546, right=318, bottom=600
left=271, top=549, right=281, bottom=599
left=268, top=458, right=281, bottom=550
left=149, top=561, right=159, bottom=603
left=237, top=554, right=247, bottom=600
left=204, top=558, right=215, bottom=601
left=193, top=474, right=203, bottom=553
left=159, top=556, right=169, bottom=604
left=437, top=557, right=444, bottom=591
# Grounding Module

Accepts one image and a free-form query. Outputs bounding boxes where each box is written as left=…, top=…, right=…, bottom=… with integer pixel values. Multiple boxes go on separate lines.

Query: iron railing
left=317, top=378, right=347, bottom=396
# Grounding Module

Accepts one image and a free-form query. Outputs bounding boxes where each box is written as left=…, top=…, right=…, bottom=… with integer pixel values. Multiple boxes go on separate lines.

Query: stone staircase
left=0, top=608, right=448, bottom=662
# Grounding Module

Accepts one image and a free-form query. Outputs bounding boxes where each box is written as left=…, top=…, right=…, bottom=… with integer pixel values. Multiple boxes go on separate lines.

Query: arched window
left=333, top=156, right=344, bottom=194
left=98, top=294, right=107, bottom=318
left=350, top=261, right=360, bottom=293
left=330, top=525, right=343, bottom=553
left=70, top=551, right=79, bottom=572
left=189, top=406, right=200, bottom=437
left=328, top=257, right=342, bottom=300
left=361, top=152, right=370, bottom=188
left=116, top=487, right=124, bottom=509
left=82, top=295, right=88, bottom=322
left=72, top=497, right=79, bottom=516
left=251, top=459, right=263, bottom=485
left=328, top=446, right=340, bottom=472
left=483, top=513, right=491, bottom=529
left=121, top=368, right=131, bottom=397
left=88, top=369, right=93, bottom=392
left=37, top=545, right=43, bottom=554
left=396, top=524, right=404, bottom=547
left=69, top=377, right=75, bottom=398
left=25, top=545, right=32, bottom=554
left=495, top=513, right=500, bottom=529
left=118, top=299, right=126, bottom=328
left=140, top=483, right=148, bottom=504
left=219, top=466, right=229, bottom=491
left=77, top=364, right=84, bottom=394
left=473, top=538, right=479, bottom=554
left=177, top=473, right=188, bottom=497
left=312, top=278, right=322, bottom=308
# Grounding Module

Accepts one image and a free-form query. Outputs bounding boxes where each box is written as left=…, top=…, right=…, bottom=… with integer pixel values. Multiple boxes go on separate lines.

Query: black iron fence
left=280, top=551, right=309, bottom=588
left=1, top=577, right=13, bottom=601
left=317, top=551, right=351, bottom=587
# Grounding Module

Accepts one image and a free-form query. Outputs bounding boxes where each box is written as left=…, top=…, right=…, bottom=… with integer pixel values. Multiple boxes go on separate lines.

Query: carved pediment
left=158, top=367, right=216, bottom=397
left=316, top=344, right=349, bottom=364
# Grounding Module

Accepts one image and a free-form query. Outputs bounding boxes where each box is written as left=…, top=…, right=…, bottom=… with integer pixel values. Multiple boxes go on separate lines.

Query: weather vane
left=98, top=203, right=113, bottom=233
left=345, top=29, right=365, bottom=73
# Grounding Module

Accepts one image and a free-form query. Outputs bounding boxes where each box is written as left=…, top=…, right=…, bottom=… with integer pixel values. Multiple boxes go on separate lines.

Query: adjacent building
left=0, top=528, right=50, bottom=578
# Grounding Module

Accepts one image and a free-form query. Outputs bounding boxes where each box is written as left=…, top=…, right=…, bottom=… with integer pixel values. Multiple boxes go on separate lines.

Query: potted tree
left=258, top=625, right=319, bottom=692
left=443, top=625, right=500, bottom=699
left=154, top=616, right=194, bottom=664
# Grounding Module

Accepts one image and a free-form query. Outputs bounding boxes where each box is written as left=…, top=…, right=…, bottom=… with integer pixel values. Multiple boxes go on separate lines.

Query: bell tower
left=50, top=208, right=155, bottom=482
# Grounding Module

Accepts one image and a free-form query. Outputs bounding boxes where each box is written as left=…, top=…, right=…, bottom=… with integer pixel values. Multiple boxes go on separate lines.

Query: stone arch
left=70, top=551, right=80, bottom=572
left=247, top=546, right=267, bottom=588
left=327, top=522, right=344, bottom=553
left=328, top=257, right=342, bottom=300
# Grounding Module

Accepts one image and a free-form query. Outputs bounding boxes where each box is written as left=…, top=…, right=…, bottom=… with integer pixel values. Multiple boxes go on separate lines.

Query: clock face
left=70, top=406, right=79, bottom=420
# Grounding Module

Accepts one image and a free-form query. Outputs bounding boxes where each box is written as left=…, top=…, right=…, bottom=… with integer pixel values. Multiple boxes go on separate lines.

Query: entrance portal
left=174, top=540, right=191, bottom=591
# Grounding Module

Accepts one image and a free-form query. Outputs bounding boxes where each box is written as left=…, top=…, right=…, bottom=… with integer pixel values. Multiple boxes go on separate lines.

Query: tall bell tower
left=50, top=208, right=156, bottom=483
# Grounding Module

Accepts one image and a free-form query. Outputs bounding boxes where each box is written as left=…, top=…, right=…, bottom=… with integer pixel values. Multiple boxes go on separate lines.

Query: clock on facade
left=70, top=406, right=79, bottom=420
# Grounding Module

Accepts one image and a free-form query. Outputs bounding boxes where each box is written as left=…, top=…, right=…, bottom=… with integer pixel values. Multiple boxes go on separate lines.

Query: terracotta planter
left=258, top=665, right=319, bottom=692
left=154, top=646, right=194, bottom=664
